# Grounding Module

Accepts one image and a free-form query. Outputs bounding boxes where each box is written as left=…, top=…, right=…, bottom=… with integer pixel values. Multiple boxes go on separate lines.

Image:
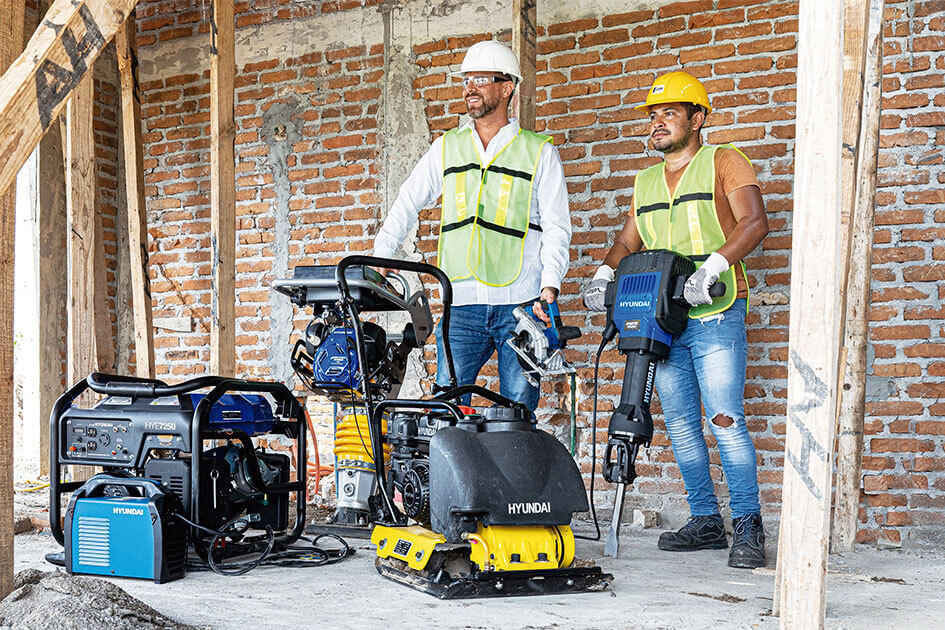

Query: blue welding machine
left=64, top=474, right=187, bottom=583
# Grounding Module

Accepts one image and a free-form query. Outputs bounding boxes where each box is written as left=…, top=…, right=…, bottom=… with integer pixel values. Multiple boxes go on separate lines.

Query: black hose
left=575, top=337, right=608, bottom=542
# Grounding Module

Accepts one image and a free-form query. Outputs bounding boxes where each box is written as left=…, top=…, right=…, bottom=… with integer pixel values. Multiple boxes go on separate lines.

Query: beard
left=651, top=126, right=694, bottom=154
left=466, top=91, right=501, bottom=119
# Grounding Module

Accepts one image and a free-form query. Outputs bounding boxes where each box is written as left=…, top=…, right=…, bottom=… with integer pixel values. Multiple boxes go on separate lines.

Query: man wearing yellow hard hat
left=583, top=71, right=770, bottom=569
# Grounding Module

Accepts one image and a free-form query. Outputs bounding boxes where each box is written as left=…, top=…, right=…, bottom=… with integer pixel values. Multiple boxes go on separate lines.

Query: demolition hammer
left=596, top=250, right=726, bottom=558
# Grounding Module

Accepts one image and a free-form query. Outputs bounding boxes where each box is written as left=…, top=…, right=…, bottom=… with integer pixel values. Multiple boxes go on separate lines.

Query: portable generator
left=49, top=374, right=308, bottom=575
left=64, top=475, right=186, bottom=583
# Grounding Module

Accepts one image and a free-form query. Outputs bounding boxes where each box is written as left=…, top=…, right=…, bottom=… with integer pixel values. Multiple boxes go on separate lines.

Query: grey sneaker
left=658, top=515, right=728, bottom=552
left=728, top=513, right=765, bottom=568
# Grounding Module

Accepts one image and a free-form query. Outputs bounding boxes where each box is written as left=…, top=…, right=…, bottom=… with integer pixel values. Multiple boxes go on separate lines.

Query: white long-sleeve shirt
left=373, top=119, right=572, bottom=307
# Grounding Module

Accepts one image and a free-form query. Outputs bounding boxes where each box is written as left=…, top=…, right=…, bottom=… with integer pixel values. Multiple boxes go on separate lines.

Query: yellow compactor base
left=372, top=523, right=575, bottom=572
left=371, top=523, right=611, bottom=599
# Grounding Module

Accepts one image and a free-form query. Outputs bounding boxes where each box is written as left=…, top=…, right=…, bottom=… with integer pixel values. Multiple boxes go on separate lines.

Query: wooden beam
left=774, top=1, right=845, bottom=627
left=0, top=0, right=25, bottom=601
left=832, top=0, right=885, bottom=554
left=210, top=0, right=236, bottom=377
left=37, top=116, right=68, bottom=477
left=115, top=16, right=154, bottom=379
left=66, top=73, right=102, bottom=389
left=511, top=0, right=537, bottom=130
left=0, top=0, right=140, bottom=197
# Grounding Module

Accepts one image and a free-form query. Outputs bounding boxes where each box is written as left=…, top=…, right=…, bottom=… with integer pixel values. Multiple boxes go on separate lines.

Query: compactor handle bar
left=335, top=255, right=457, bottom=389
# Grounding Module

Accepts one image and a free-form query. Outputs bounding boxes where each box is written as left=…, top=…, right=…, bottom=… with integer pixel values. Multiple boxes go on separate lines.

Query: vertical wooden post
left=832, top=0, right=885, bottom=554
left=37, top=116, right=68, bottom=477
left=209, top=0, right=235, bottom=377
left=774, top=1, right=845, bottom=628
left=837, top=0, right=870, bottom=263
left=67, top=69, right=112, bottom=400
left=116, top=15, right=155, bottom=379
left=0, top=0, right=25, bottom=600
left=511, top=0, right=537, bottom=130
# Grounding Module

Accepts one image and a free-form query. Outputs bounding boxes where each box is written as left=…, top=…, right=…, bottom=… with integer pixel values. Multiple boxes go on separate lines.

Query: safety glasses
left=461, top=75, right=511, bottom=88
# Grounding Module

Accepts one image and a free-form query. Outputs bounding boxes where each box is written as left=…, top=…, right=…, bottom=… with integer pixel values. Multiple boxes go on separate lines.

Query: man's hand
left=532, top=287, right=558, bottom=323
left=683, top=251, right=729, bottom=306
left=582, top=265, right=614, bottom=312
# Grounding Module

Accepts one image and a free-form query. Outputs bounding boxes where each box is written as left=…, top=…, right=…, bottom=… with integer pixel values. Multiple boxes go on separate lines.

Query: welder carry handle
left=540, top=300, right=581, bottom=344
left=71, top=474, right=168, bottom=500
left=670, top=279, right=727, bottom=305
left=336, top=255, right=457, bottom=389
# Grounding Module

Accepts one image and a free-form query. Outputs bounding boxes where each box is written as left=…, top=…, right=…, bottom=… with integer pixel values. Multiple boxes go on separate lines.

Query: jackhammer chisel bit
left=602, top=439, right=639, bottom=558
left=604, top=482, right=626, bottom=558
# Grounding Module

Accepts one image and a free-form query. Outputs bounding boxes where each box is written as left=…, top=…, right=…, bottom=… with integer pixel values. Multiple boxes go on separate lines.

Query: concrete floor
left=12, top=522, right=945, bottom=630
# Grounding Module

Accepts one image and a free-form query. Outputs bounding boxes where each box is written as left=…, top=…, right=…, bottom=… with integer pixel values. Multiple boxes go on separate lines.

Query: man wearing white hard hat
left=372, top=40, right=571, bottom=412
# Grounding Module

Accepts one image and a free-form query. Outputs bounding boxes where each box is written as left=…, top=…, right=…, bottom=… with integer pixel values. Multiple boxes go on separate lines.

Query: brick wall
left=130, top=0, right=945, bottom=545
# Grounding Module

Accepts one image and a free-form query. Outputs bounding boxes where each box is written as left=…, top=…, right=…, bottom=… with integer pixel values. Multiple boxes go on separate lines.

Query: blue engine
left=188, top=393, right=275, bottom=435
left=311, top=327, right=362, bottom=390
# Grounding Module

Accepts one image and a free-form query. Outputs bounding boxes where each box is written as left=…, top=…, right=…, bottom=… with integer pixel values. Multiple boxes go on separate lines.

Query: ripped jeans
left=654, top=299, right=761, bottom=519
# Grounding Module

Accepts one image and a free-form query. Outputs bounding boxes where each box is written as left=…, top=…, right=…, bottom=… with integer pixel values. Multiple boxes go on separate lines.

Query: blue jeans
left=653, top=299, right=761, bottom=519
left=435, top=303, right=540, bottom=412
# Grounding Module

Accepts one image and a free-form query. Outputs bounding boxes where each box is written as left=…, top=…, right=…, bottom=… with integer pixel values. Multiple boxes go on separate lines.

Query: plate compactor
left=49, top=374, right=312, bottom=582
left=592, top=249, right=725, bottom=558
left=277, top=255, right=612, bottom=598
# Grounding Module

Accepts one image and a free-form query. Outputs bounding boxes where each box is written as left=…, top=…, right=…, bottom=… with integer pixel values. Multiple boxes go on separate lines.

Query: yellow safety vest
left=632, top=144, right=751, bottom=319
left=437, top=127, right=550, bottom=287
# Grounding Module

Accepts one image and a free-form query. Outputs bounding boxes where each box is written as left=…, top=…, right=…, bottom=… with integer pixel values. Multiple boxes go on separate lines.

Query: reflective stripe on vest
left=632, top=144, right=751, bottom=319
left=437, top=127, right=550, bottom=287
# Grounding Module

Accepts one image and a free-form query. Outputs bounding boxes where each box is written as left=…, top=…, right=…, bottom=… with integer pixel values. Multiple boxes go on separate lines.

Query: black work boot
left=658, top=515, right=728, bottom=552
left=728, top=513, right=766, bottom=568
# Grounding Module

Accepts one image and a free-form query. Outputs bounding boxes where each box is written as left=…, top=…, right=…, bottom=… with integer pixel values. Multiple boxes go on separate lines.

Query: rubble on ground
left=0, top=570, right=203, bottom=630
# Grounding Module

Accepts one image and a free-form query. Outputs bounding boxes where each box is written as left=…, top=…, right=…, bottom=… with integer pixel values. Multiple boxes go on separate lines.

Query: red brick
left=716, top=22, right=773, bottom=40
left=680, top=43, right=736, bottom=63
left=631, top=17, right=687, bottom=38
left=903, top=264, right=945, bottom=282
left=550, top=51, right=601, bottom=69
left=908, top=382, right=945, bottom=399
left=913, top=35, right=945, bottom=51
left=579, top=29, right=630, bottom=48
left=547, top=18, right=599, bottom=36
left=737, top=35, right=796, bottom=55
left=689, top=9, right=746, bottom=29
left=870, top=439, right=936, bottom=453
left=602, top=11, right=653, bottom=27
left=715, top=57, right=773, bottom=74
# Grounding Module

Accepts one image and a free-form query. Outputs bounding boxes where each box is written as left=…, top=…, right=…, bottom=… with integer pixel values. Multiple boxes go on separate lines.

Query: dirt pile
left=0, top=570, right=204, bottom=630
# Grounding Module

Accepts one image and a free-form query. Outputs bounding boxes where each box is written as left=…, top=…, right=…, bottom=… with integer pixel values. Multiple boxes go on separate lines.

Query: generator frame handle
left=86, top=372, right=234, bottom=398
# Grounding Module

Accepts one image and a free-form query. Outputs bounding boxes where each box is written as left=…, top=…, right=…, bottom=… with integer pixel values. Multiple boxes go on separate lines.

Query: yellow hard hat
left=635, top=71, right=712, bottom=114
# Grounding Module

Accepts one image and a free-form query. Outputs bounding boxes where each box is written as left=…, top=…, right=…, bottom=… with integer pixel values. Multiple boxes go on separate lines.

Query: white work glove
left=582, top=265, right=614, bottom=312
left=684, top=252, right=730, bottom=307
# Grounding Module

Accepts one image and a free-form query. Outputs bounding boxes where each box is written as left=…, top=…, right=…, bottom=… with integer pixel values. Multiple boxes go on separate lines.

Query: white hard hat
left=451, top=40, right=522, bottom=84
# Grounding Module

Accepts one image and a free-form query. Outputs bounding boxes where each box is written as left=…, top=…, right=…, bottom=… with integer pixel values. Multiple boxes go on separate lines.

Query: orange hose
left=302, top=404, right=334, bottom=496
